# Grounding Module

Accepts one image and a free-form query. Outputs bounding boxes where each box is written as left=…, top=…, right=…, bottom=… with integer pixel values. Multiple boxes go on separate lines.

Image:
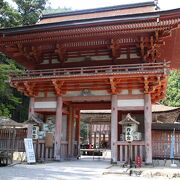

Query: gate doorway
left=80, top=110, right=111, bottom=160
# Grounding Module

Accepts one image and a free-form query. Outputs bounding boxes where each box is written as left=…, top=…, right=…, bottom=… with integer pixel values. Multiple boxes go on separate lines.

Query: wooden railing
left=117, top=141, right=145, bottom=162
left=33, top=140, right=69, bottom=161
left=33, top=140, right=54, bottom=161
left=11, top=62, right=170, bottom=80
left=0, top=128, right=27, bottom=165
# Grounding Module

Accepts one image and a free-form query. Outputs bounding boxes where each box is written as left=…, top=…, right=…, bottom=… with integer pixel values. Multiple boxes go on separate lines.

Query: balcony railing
left=11, top=62, right=170, bottom=80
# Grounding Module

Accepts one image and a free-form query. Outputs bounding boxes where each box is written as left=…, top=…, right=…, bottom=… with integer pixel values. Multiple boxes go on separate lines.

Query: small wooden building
left=0, top=117, right=26, bottom=164
left=152, top=104, right=180, bottom=159
left=152, top=104, right=180, bottom=123
left=0, top=1, right=180, bottom=164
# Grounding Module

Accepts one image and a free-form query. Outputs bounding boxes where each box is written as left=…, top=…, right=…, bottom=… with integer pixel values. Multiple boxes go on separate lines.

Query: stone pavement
left=0, top=157, right=180, bottom=180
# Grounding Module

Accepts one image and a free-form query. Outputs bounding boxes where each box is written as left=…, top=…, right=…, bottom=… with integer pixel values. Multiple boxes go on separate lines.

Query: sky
left=48, top=0, right=180, bottom=10
left=5, top=0, right=180, bottom=10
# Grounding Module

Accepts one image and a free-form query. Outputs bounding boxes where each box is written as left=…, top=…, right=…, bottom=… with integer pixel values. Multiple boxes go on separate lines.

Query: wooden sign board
left=125, top=126, right=133, bottom=142
left=24, top=138, right=36, bottom=163
left=45, top=132, right=54, bottom=148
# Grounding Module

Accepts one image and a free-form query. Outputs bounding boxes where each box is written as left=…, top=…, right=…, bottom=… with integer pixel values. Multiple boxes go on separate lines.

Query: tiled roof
left=81, top=105, right=180, bottom=114
left=0, top=8, right=179, bottom=35
left=152, top=104, right=180, bottom=113
left=40, top=1, right=156, bottom=24
left=0, top=117, right=22, bottom=126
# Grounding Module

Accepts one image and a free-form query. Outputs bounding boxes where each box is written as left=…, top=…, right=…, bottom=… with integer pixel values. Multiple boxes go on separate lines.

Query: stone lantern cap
left=119, top=113, right=140, bottom=125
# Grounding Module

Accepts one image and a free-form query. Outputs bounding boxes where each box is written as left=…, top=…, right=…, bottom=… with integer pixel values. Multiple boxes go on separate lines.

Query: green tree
left=44, top=6, right=71, bottom=14
left=0, top=0, right=22, bottom=27
left=0, top=63, right=22, bottom=117
left=13, top=0, right=47, bottom=25
left=0, top=0, right=47, bottom=119
left=80, top=121, right=88, bottom=143
left=161, top=70, right=180, bottom=107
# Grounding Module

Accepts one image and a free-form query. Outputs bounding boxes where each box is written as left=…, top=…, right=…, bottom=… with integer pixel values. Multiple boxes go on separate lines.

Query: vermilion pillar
left=144, top=94, right=152, bottom=164
left=71, top=108, right=75, bottom=157
left=28, top=97, right=35, bottom=119
left=111, top=95, right=118, bottom=163
left=67, top=107, right=73, bottom=158
left=76, top=110, right=80, bottom=157
left=54, top=96, right=63, bottom=160
left=27, top=97, right=35, bottom=138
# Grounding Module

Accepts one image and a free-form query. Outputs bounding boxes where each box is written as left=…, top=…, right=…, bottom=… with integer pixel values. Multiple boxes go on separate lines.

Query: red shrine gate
left=0, top=1, right=180, bottom=164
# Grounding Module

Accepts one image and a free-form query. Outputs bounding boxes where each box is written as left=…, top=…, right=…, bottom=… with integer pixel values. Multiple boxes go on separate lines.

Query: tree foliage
left=0, top=0, right=47, bottom=27
left=44, top=6, right=71, bottom=14
left=161, top=70, right=180, bottom=107
left=13, top=0, right=47, bottom=25
left=0, top=0, right=47, bottom=119
left=0, top=0, right=22, bottom=27
left=80, top=121, right=88, bottom=143
left=0, top=1, right=72, bottom=120
left=0, top=63, right=22, bottom=117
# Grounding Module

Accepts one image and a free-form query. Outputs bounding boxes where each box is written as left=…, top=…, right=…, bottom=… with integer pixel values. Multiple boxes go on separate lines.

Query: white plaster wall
left=91, top=55, right=111, bottom=60
left=120, top=90, right=129, bottom=95
left=34, top=101, right=57, bottom=109
left=66, top=57, right=84, bottom=62
left=132, top=89, right=143, bottom=95
left=37, top=92, right=44, bottom=97
left=51, top=59, right=59, bottom=64
left=117, top=99, right=144, bottom=107
left=40, top=59, right=49, bottom=64
left=130, top=53, right=140, bottom=59
left=48, top=92, right=56, bottom=97
left=117, top=54, right=127, bottom=59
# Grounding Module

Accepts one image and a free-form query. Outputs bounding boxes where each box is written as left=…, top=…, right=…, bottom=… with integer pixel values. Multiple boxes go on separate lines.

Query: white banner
left=24, top=138, right=36, bottom=163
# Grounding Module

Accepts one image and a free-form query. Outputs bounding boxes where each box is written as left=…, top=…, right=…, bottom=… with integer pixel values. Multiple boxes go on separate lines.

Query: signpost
left=125, top=126, right=133, bottom=167
left=24, top=138, right=36, bottom=163
left=170, top=128, right=177, bottom=167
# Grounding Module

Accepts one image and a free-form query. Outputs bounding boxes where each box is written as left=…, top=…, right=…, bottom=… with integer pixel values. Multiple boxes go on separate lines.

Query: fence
left=0, top=128, right=27, bottom=152
left=152, top=130, right=180, bottom=159
left=117, top=141, right=145, bottom=162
